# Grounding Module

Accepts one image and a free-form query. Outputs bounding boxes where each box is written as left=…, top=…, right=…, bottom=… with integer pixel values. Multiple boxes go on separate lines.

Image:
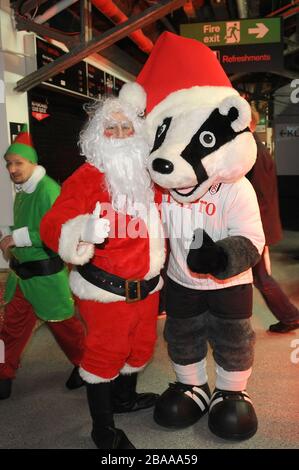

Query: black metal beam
left=15, top=0, right=186, bottom=93
left=230, top=69, right=299, bottom=82
left=16, top=0, right=51, bottom=16
left=14, top=13, right=79, bottom=49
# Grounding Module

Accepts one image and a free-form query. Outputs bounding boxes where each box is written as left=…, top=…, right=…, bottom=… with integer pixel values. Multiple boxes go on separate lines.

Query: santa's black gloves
left=187, top=229, right=228, bottom=275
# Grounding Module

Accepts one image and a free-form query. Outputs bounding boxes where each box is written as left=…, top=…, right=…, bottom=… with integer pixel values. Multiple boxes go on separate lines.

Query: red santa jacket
left=40, top=163, right=165, bottom=303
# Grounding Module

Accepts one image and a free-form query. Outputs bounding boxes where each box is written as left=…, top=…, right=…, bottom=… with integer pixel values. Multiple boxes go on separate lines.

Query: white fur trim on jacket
left=58, top=214, right=95, bottom=265
left=120, top=363, right=147, bottom=375
left=79, top=366, right=118, bottom=384
left=12, top=227, right=32, bottom=247
left=16, top=166, right=46, bottom=194
left=143, top=203, right=166, bottom=280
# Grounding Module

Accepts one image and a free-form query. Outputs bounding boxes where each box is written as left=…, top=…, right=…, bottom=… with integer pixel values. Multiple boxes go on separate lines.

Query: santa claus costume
left=40, top=96, right=166, bottom=449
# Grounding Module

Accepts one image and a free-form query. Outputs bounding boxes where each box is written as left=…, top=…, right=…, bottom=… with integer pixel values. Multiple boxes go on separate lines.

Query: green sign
left=180, top=18, right=281, bottom=47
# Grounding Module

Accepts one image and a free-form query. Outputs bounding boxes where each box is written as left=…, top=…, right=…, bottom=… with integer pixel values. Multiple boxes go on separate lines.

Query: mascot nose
left=152, top=158, right=174, bottom=174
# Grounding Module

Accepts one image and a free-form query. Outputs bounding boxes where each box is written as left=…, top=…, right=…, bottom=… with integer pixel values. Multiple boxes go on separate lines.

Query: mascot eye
left=199, top=131, right=216, bottom=148
left=157, top=124, right=167, bottom=138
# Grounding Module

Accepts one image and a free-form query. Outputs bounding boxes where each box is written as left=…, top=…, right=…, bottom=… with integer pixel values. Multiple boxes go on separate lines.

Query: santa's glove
left=187, top=229, right=228, bottom=275
left=81, top=202, right=110, bottom=245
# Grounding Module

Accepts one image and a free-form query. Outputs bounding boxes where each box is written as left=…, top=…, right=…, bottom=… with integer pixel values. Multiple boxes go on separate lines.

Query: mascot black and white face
left=146, top=86, right=257, bottom=203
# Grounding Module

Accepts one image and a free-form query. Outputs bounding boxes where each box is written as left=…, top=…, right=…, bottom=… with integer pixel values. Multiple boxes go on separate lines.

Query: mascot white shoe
left=121, top=32, right=265, bottom=441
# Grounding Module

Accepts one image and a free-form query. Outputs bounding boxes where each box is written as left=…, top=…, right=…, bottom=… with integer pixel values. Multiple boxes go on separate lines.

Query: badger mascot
left=121, top=32, right=265, bottom=440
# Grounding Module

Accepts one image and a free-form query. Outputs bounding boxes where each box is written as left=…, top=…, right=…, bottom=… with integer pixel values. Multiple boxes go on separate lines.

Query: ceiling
left=11, top=0, right=299, bottom=112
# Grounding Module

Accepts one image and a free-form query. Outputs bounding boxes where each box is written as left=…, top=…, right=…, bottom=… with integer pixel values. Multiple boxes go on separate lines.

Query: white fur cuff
left=12, top=227, right=32, bottom=247
left=79, top=366, right=118, bottom=384
left=120, top=363, right=147, bottom=375
left=59, top=214, right=94, bottom=265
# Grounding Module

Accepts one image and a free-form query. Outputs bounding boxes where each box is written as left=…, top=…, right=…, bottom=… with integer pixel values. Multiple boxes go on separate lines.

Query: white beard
left=93, top=134, right=153, bottom=217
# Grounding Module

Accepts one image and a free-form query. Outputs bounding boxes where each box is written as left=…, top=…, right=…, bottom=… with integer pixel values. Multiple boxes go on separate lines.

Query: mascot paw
left=208, top=389, right=258, bottom=440
left=153, top=382, right=210, bottom=429
left=187, top=229, right=227, bottom=275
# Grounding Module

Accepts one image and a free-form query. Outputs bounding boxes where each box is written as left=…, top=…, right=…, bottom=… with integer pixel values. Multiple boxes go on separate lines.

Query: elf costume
left=0, top=125, right=85, bottom=398
left=121, top=32, right=265, bottom=440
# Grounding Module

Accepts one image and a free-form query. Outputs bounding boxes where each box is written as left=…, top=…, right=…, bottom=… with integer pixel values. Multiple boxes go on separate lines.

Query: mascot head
left=121, top=32, right=256, bottom=203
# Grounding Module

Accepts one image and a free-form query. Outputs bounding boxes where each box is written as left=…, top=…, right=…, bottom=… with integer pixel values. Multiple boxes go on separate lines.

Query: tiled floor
left=0, top=232, right=298, bottom=449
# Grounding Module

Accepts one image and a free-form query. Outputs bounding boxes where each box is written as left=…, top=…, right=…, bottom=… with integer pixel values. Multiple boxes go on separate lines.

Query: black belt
left=77, top=263, right=160, bottom=303
left=10, top=256, right=64, bottom=280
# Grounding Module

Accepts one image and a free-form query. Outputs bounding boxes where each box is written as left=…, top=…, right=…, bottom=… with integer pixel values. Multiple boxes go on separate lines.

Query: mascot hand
left=81, top=202, right=110, bottom=244
left=187, top=229, right=228, bottom=275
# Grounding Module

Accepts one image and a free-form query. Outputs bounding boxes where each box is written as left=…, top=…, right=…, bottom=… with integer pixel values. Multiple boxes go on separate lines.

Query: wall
left=273, top=80, right=299, bottom=230
left=0, top=2, right=29, bottom=268
left=274, top=80, right=299, bottom=176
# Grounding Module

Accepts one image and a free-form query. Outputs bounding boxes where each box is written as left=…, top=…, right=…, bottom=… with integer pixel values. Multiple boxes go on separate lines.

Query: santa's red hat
left=121, top=32, right=250, bottom=134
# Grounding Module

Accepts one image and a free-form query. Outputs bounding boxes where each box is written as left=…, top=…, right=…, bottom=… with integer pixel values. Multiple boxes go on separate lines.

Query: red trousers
left=0, top=286, right=85, bottom=380
left=77, top=292, right=159, bottom=380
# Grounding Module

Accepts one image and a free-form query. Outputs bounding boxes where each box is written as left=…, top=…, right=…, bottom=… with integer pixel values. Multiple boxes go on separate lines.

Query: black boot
left=0, top=378, right=12, bottom=400
left=154, top=382, right=211, bottom=428
left=112, top=372, right=159, bottom=413
left=65, top=366, right=85, bottom=390
left=86, top=381, right=135, bottom=449
left=208, top=389, right=258, bottom=440
left=268, top=320, right=299, bottom=333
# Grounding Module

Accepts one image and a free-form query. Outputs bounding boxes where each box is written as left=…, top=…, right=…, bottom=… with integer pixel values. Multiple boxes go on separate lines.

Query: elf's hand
left=0, top=235, right=15, bottom=262
left=187, top=229, right=228, bottom=275
left=81, top=202, right=110, bottom=245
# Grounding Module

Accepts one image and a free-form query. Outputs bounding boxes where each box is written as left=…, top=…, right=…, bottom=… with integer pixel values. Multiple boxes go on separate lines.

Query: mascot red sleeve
left=121, top=32, right=265, bottom=441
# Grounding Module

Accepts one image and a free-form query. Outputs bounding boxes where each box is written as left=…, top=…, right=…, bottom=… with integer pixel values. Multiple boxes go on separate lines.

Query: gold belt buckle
left=125, top=279, right=141, bottom=303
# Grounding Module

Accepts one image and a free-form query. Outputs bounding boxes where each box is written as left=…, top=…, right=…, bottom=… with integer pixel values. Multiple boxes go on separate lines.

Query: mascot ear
left=218, top=95, right=251, bottom=132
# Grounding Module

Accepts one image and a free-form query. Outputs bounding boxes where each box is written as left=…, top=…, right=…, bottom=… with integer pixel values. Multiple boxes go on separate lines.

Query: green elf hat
left=5, top=124, right=38, bottom=163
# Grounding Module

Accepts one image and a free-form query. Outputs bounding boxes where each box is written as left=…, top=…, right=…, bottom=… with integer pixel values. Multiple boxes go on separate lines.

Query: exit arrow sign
left=181, top=17, right=281, bottom=47
left=248, top=23, right=269, bottom=39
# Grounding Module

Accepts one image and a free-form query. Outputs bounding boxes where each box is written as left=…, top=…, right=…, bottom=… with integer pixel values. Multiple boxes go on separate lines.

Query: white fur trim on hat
left=219, top=95, right=251, bottom=132
left=119, top=82, right=147, bottom=116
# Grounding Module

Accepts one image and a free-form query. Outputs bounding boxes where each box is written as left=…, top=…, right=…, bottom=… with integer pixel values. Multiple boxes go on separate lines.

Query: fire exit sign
left=180, top=18, right=281, bottom=47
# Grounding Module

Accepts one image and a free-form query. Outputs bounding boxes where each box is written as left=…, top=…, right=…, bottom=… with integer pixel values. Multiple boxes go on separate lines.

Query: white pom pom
left=119, top=82, right=147, bottom=116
